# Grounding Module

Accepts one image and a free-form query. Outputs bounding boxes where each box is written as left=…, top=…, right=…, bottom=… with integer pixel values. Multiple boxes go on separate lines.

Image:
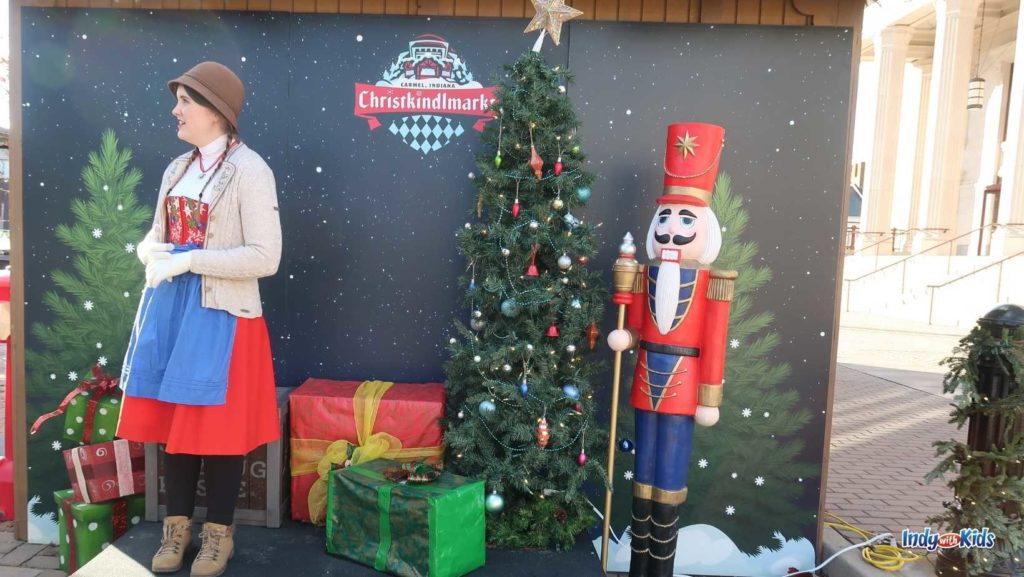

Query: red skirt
left=116, top=316, right=280, bottom=455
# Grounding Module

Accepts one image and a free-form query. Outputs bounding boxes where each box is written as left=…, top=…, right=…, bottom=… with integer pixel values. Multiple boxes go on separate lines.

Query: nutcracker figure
left=607, top=122, right=737, bottom=577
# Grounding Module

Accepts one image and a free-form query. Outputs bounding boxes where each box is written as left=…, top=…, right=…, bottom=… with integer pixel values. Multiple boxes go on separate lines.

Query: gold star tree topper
left=524, top=0, right=584, bottom=47
left=675, top=132, right=700, bottom=158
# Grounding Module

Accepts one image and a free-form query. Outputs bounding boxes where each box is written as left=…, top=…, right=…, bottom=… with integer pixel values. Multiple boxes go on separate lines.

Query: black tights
left=164, top=451, right=244, bottom=526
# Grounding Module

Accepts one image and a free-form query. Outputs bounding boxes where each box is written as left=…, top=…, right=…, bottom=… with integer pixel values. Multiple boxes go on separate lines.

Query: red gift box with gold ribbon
left=289, top=379, right=445, bottom=524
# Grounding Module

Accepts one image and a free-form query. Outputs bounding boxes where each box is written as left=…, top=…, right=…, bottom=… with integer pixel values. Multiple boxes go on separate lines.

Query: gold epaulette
left=707, top=269, right=738, bottom=302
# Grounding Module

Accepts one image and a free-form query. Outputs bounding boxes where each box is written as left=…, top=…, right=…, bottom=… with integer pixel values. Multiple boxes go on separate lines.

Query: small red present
left=289, top=379, right=445, bottom=524
left=63, top=439, right=146, bottom=503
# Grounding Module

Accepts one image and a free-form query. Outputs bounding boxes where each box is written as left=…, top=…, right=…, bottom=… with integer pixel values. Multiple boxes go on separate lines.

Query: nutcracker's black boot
left=628, top=485, right=653, bottom=577
left=648, top=498, right=682, bottom=577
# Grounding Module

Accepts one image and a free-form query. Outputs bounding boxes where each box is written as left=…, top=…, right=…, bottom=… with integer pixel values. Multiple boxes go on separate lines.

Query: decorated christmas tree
left=609, top=175, right=819, bottom=555
left=25, top=130, right=150, bottom=534
left=443, top=43, right=610, bottom=548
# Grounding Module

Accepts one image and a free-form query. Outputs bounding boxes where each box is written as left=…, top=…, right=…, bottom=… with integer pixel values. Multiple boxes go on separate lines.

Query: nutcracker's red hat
left=658, top=122, right=725, bottom=206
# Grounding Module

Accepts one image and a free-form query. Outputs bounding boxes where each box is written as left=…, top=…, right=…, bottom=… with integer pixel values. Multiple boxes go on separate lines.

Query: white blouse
left=169, top=134, right=231, bottom=200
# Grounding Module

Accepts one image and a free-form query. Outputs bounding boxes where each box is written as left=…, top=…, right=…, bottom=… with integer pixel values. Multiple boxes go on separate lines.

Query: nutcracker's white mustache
left=655, top=260, right=680, bottom=335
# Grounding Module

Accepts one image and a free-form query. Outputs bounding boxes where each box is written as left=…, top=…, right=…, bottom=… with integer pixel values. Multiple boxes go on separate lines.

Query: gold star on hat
left=524, top=0, right=584, bottom=47
left=675, top=132, right=700, bottom=158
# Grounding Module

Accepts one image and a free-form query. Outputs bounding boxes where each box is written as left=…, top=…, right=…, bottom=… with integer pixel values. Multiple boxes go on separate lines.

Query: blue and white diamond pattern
left=388, top=114, right=466, bottom=154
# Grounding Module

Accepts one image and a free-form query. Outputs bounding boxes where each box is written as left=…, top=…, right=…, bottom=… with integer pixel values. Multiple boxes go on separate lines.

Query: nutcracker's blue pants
left=633, top=410, right=695, bottom=492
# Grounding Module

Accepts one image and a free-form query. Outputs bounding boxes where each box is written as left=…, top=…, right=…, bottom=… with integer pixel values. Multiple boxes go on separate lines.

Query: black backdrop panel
left=570, top=23, right=852, bottom=574
left=21, top=12, right=852, bottom=574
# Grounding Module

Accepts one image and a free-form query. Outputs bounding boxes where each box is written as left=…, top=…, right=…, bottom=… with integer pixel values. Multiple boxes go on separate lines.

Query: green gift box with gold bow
left=326, top=459, right=485, bottom=577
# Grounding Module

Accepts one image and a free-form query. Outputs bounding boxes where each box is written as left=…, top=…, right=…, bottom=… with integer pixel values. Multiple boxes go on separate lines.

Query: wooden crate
left=144, top=387, right=292, bottom=527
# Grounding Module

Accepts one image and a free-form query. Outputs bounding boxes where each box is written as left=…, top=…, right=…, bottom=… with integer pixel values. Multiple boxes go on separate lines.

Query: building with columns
left=846, top=0, right=1024, bottom=325
left=854, top=0, right=1024, bottom=255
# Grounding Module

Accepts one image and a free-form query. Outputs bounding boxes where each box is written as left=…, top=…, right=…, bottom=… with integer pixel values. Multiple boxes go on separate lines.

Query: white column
left=860, top=26, right=914, bottom=254
left=915, top=0, right=979, bottom=251
left=992, top=4, right=1024, bottom=256
left=907, top=62, right=932, bottom=234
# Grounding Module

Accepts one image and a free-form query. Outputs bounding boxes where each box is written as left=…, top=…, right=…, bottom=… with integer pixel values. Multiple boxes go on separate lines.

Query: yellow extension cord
left=824, top=512, right=924, bottom=572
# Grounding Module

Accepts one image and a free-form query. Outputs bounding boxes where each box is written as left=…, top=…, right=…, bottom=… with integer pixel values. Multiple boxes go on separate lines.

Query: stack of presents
left=37, top=369, right=486, bottom=576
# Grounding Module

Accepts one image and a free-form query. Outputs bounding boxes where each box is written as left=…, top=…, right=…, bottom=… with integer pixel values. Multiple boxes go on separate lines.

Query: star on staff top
left=675, top=132, right=700, bottom=158
left=525, top=0, right=584, bottom=49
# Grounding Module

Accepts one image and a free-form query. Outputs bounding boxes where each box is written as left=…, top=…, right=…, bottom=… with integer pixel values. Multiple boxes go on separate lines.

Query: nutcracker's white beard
left=655, top=258, right=680, bottom=335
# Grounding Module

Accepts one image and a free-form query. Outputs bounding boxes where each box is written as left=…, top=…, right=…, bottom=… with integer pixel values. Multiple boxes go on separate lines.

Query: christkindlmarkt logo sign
left=354, top=34, right=497, bottom=154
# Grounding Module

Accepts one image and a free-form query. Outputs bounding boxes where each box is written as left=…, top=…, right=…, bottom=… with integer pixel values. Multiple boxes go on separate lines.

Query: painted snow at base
left=594, top=524, right=815, bottom=577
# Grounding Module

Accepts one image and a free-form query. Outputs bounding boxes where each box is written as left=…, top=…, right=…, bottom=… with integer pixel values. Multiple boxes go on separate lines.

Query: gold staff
left=602, top=232, right=639, bottom=572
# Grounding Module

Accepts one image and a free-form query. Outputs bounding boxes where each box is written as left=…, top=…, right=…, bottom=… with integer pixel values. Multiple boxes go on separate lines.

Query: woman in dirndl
left=115, top=61, right=281, bottom=577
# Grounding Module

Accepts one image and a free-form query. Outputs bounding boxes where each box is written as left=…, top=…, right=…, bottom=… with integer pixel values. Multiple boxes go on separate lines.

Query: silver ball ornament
left=501, top=248, right=511, bottom=257
left=529, top=220, right=539, bottom=230
left=558, top=254, right=572, bottom=270
left=502, top=363, right=512, bottom=372
left=473, top=355, right=482, bottom=363
left=470, top=318, right=486, bottom=331
left=552, top=198, right=564, bottom=210
left=567, top=344, right=577, bottom=353
left=485, top=491, right=505, bottom=513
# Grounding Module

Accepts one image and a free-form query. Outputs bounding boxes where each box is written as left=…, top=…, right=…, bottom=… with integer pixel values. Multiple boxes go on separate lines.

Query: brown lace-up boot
left=152, top=515, right=192, bottom=573
left=190, top=522, right=235, bottom=577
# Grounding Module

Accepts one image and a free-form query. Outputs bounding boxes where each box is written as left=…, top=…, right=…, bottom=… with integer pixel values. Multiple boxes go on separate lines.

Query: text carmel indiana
left=900, top=528, right=997, bottom=551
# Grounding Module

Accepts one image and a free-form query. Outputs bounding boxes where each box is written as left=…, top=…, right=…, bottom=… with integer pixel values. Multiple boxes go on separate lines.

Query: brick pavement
left=827, top=365, right=966, bottom=537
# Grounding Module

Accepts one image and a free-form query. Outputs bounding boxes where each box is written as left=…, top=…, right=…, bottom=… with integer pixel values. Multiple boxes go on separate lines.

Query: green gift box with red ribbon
left=326, top=458, right=485, bottom=577
left=54, top=488, right=144, bottom=573
left=31, top=365, right=122, bottom=445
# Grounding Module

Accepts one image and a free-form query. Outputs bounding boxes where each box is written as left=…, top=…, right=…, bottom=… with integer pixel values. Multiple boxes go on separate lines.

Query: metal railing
left=847, top=226, right=947, bottom=269
left=926, top=250, right=1024, bottom=325
left=843, top=224, right=1024, bottom=312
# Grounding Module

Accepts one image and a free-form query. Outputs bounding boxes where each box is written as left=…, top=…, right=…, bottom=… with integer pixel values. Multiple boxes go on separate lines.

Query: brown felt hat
left=167, top=61, right=245, bottom=132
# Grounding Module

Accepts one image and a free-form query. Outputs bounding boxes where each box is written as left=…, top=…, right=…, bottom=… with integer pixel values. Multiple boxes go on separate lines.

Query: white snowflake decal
left=125, top=243, right=136, bottom=253
left=697, top=458, right=708, bottom=469
left=731, top=472, right=738, bottom=479
left=51, top=441, right=62, bottom=451
left=123, top=292, right=130, bottom=298
left=92, top=228, right=103, bottom=239
left=730, top=338, right=740, bottom=349
left=96, top=343, right=103, bottom=349
left=755, top=476, right=765, bottom=486
left=764, top=411, right=771, bottom=418
left=97, top=356, right=108, bottom=367
left=725, top=505, right=736, bottom=515
left=624, top=470, right=634, bottom=481
left=83, top=301, right=94, bottom=311
left=49, top=373, right=56, bottom=380
left=742, top=408, right=752, bottom=418
left=68, top=371, right=78, bottom=381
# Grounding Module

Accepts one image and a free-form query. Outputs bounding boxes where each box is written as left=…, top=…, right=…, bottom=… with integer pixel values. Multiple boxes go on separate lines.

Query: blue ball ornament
left=519, top=380, right=529, bottom=398
left=562, top=384, right=580, bottom=400
left=485, top=491, right=505, bottom=513
left=479, top=400, right=496, bottom=415
left=500, top=299, right=520, bottom=317
left=618, top=438, right=635, bottom=452
left=576, top=186, right=592, bottom=203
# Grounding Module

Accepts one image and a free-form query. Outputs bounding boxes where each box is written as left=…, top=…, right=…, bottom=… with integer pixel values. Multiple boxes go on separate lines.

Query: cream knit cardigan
left=141, top=143, right=281, bottom=318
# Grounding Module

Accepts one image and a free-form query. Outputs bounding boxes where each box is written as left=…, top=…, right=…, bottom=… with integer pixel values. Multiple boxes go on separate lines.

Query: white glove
left=607, top=329, right=633, bottom=352
left=137, top=237, right=174, bottom=266
left=695, top=406, right=720, bottom=427
left=146, top=252, right=192, bottom=287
